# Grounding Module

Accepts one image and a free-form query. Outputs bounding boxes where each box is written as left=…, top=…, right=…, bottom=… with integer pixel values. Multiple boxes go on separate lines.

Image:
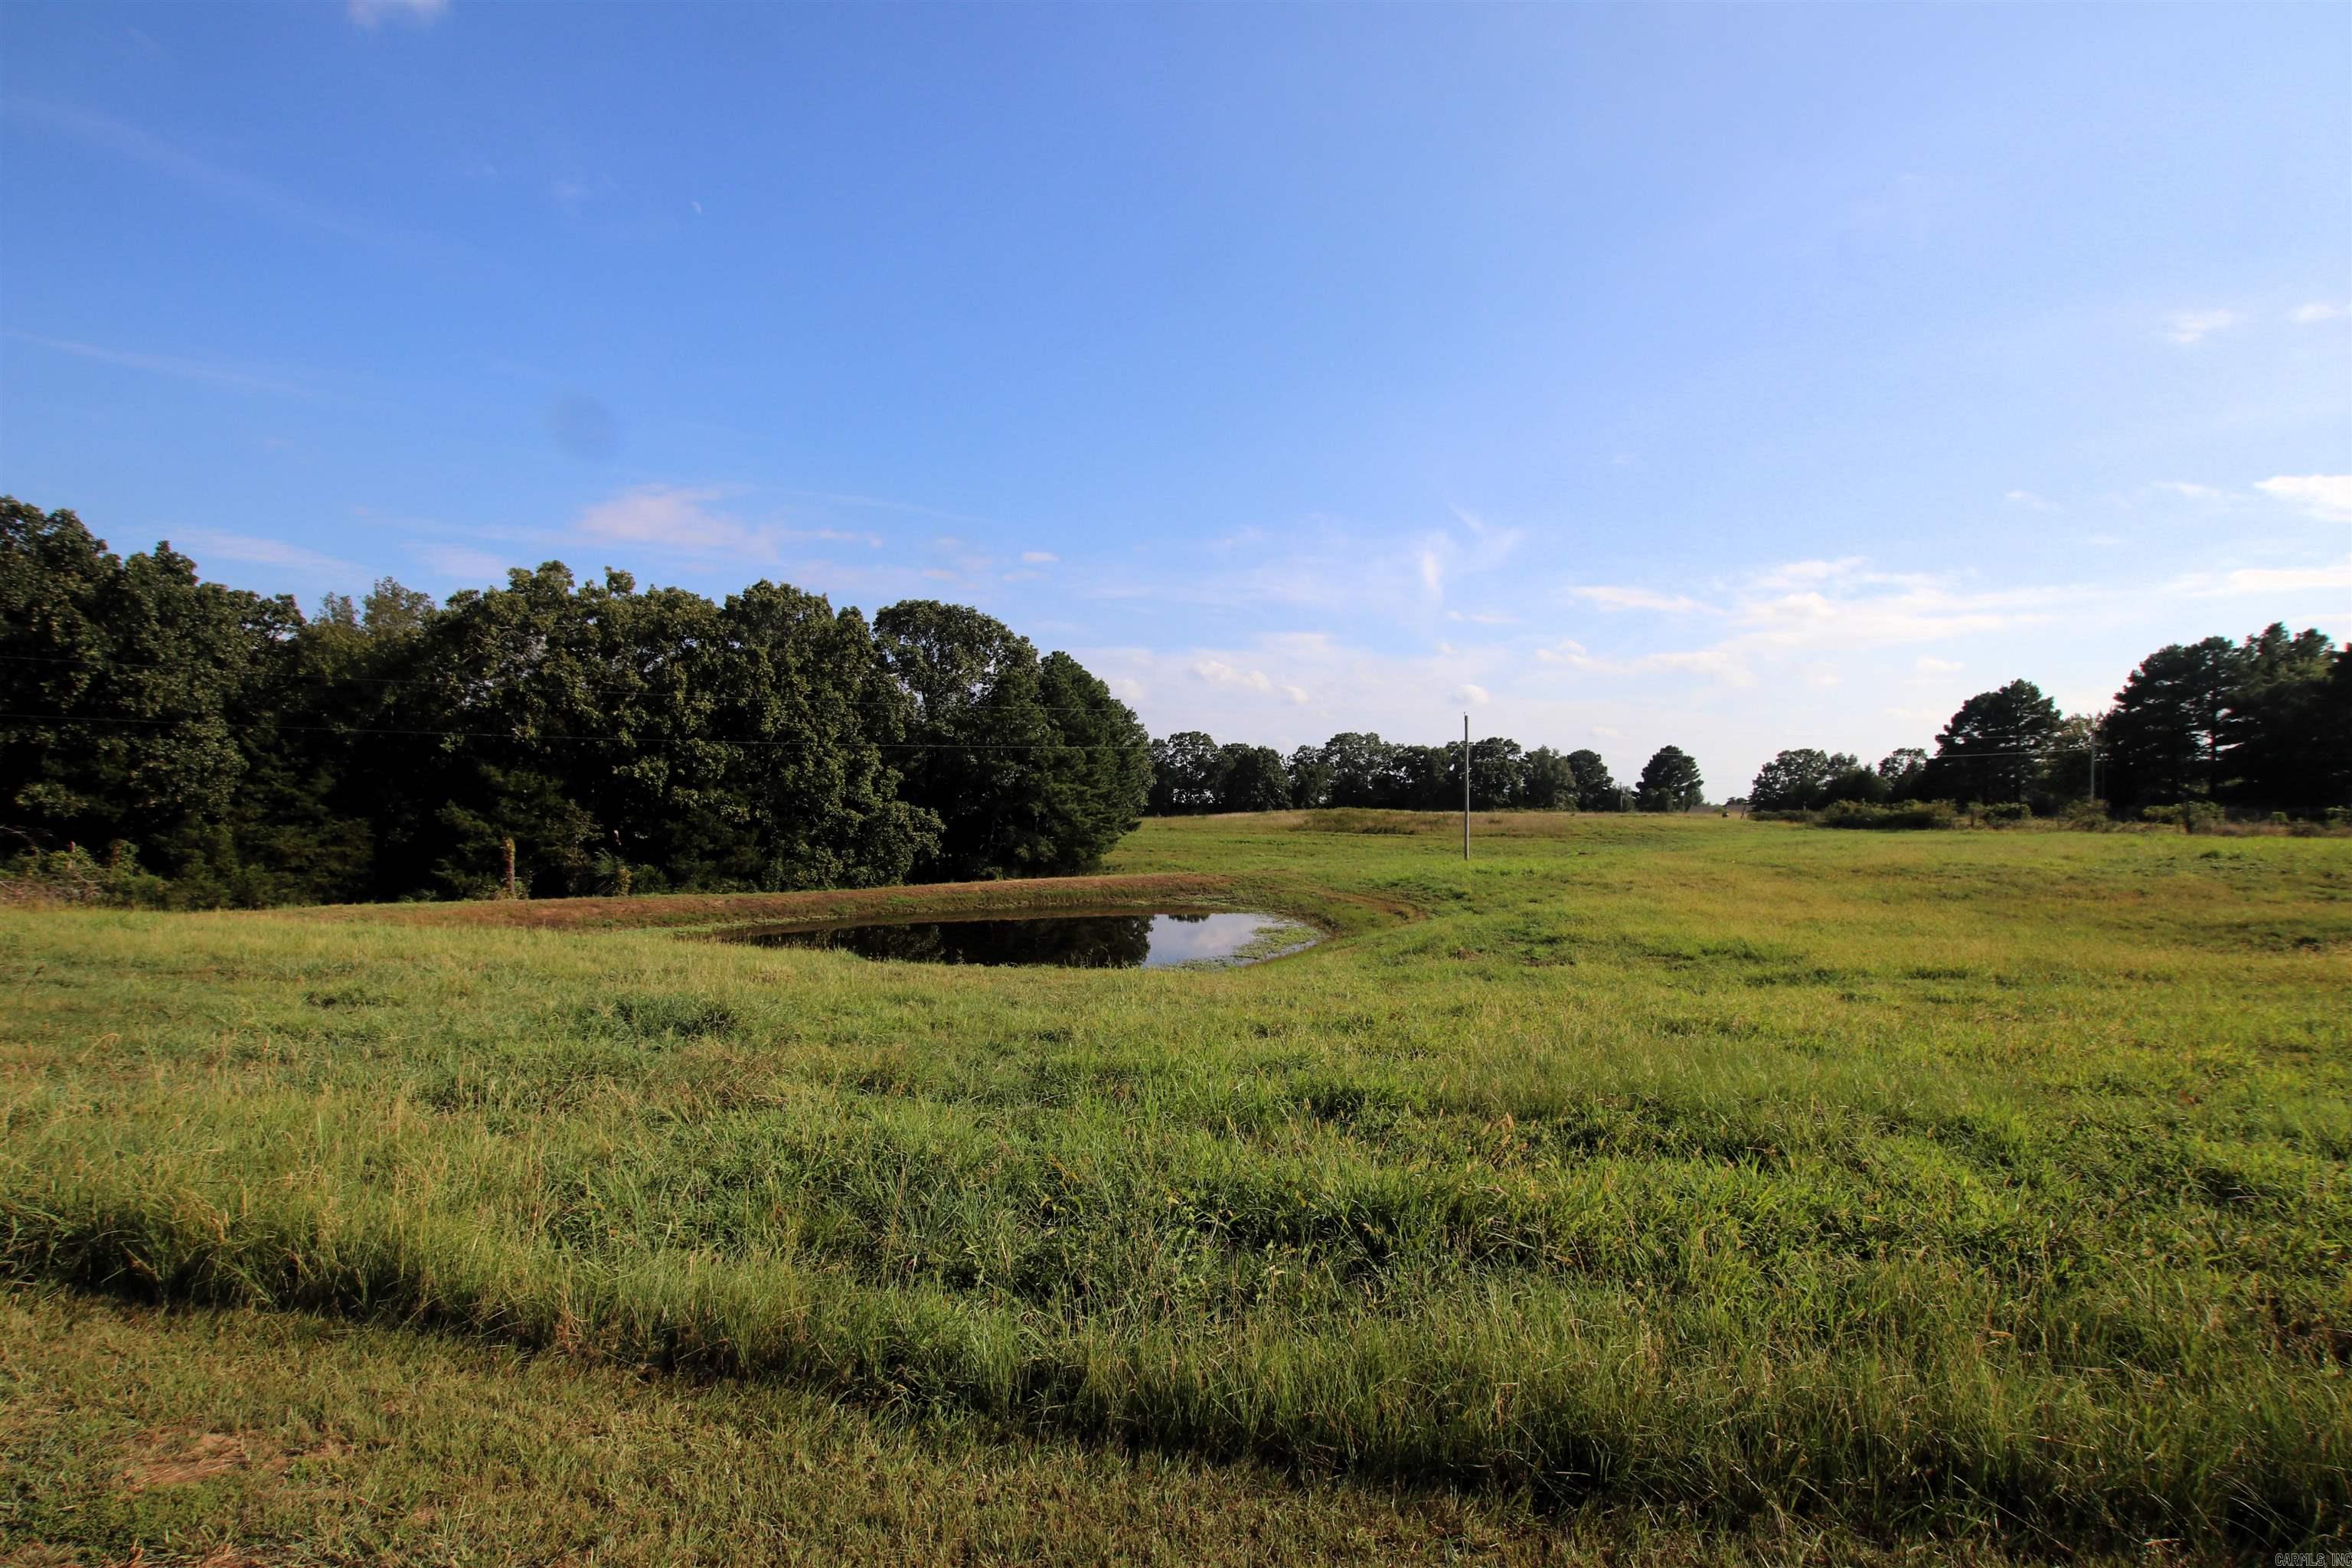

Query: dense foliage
left=1150, top=733, right=1661, bottom=814
left=0, top=499, right=1149, bottom=903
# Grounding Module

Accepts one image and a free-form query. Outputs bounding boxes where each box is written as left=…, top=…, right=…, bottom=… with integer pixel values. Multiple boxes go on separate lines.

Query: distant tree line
left=1, top=499, right=1152, bottom=904
left=1743, top=624, right=2350, bottom=816
left=1148, top=732, right=1707, bottom=815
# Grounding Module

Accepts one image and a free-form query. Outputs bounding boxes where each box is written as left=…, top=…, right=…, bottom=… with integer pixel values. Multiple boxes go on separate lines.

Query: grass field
left=3, top=812, right=2347, bottom=1563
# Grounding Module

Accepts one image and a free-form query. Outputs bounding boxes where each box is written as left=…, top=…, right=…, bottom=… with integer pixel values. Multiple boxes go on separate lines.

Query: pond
left=712, top=909, right=1315, bottom=969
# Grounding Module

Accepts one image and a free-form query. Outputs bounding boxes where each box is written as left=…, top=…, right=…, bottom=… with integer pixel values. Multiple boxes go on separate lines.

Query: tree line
left=1, top=499, right=1152, bottom=905
left=1742, top=624, right=2350, bottom=816
left=1148, top=731, right=1707, bottom=814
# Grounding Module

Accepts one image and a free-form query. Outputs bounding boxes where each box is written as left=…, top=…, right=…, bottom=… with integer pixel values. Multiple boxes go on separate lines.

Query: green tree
left=875, top=599, right=1145, bottom=880
left=1521, top=746, right=1576, bottom=809
left=1319, top=732, right=1399, bottom=807
left=2101, top=640, right=2238, bottom=811
left=1876, top=747, right=1929, bottom=801
left=1148, top=731, right=1222, bottom=814
left=1214, top=745, right=1293, bottom=812
left=0, top=499, right=290, bottom=890
left=1284, top=743, right=1334, bottom=808
left=1923, top=679, right=2060, bottom=806
left=2220, top=623, right=2337, bottom=811
left=1564, top=749, right=1619, bottom=811
left=1748, top=748, right=1857, bottom=812
left=1634, top=745, right=1704, bottom=812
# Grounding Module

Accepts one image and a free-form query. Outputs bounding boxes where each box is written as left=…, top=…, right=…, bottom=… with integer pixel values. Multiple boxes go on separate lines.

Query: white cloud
left=1913, top=656, right=1964, bottom=675
left=174, top=529, right=360, bottom=577
left=416, top=544, right=511, bottom=583
left=1568, top=584, right=1707, bottom=613
left=9, top=331, right=312, bottom=397
left=2167, top=557, right=2352, bottom=597
left=349, top=0, right=449, bottom=26
left=2255, top=474, right=2352, bottom=524
left=577, top=485, right=751, bottom=550
left=2292, top=302, right=2347, bottom=324
left=2165, top=309, right=2237, bottom=345
left=1021, top=550, right=1059, bottom=564
left=1108, top=678, right=1146, bottom=704
left=1417, top=549, right=1444, bottom=597
left=1192, top=659, right=1276, bottom=695
left=2152, top=481, right=2226, bottom=502
left=2004, top=490, right=2060, bottom=512
left=1453, top=684, right=1491, bottom=707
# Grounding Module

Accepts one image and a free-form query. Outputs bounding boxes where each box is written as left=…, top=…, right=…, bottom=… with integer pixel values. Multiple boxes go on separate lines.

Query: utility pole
left=1462, top=713, right=1471, bottom=861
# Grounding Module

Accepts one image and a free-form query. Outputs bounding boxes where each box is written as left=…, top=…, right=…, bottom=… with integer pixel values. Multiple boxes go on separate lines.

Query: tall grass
left=2, top=815, right=2345, bottom=1552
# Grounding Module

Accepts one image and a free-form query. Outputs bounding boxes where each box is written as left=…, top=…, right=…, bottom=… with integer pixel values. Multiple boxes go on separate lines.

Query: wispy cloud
left=175, top=529, right=361, bottom=577
left=2165, top=309, right=2237, bottom=345
left=2, top=98, right=459, bottom=260
left=1452, top=683, right=1491, bottom=707
left=348, top=0, right=449, bottom=25
left=1021, top=550, right=1059, bottom=564
left=416, top=543, right=513, bottom=583
left=2167, top=557, right=2352, bottom=597
left=2152, top=480, right=2227, bottom=503
left=2004, top=489, right=2060, bottom=512
left=7, top=331, right=314, bottom=397
left=1568, top=584, right=1707, bottom=612
left=2292, top=301, right=2347, bottom=325
left=571, top=484, right=885, bottom=557
left=2255, top=474, right=2352, bottom=524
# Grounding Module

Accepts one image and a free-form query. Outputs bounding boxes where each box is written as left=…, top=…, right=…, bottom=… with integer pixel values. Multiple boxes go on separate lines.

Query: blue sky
left=3, top=2, right=2347, bottom=793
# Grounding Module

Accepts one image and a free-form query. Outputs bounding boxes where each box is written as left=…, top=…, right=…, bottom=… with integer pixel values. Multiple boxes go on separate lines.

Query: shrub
left=2141, top=801, right=2225, bottom=835
left=0, top=841, right=168, bottom=907
left=1816, top=800, right=1956, bottom=830
left=1975, top=802, right=2030, bottom=825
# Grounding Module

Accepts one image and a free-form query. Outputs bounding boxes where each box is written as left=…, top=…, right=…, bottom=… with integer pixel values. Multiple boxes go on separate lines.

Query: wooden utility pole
left=1462, top=713, right=1471, bottom=861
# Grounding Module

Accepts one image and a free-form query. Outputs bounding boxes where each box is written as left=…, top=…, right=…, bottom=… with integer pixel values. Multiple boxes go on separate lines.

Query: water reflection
left=716, top=910, right=1307, bottom=969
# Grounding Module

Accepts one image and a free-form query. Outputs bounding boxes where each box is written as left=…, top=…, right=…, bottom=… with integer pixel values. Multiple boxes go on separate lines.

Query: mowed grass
left=2, top=813, right=2346, bottom=1560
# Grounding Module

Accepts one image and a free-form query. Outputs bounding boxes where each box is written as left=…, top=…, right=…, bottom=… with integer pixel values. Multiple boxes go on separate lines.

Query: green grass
left=2, top=813, right=2347, bottom=1561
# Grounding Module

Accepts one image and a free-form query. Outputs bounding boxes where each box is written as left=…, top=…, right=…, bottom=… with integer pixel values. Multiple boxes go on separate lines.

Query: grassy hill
left=4, top=813, right=2346, bottom=1563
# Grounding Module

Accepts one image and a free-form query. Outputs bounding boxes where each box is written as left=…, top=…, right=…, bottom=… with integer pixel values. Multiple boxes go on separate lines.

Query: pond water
left=714, top=910, right=1313, bottom=969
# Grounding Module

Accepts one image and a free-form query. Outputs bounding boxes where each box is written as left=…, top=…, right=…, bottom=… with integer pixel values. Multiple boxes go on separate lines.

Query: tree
left=1453, top=737, right=1526, bottom=810
left=1320, top=732, right=1399, bottom=807
left=0, top=500, right=291, bottom=888
left=1284, top=743, right=1334, bottom=808
left=1564, top=749, right=1619, bottom=811
left=1215, top=745, right=1292, bottom=812
left=2220, top=623, right=2338, bottom=812
left=1521, top=746, right=1576, bottom=809
left=2034, top=714, right=2105, bottom=811
left=1876, top=747, right=1929, bottom=801
left=1748, top=749, right=1855, bottom=812
left=1634, top=746, right=1704, bottom=812
left=2100, top=639, right=2239, bottom=811
left=1148, top=731, right=1222, bottom=814
left=1028, top=650, right=1153, bottom=871
left=874, top=599, right=1145, bottom=880
left=1922, top=679, right=2060, bottom=807
left=1390, top=745, right=1453, bottom=811
left=1818, top=760, right=1883, bottom=807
